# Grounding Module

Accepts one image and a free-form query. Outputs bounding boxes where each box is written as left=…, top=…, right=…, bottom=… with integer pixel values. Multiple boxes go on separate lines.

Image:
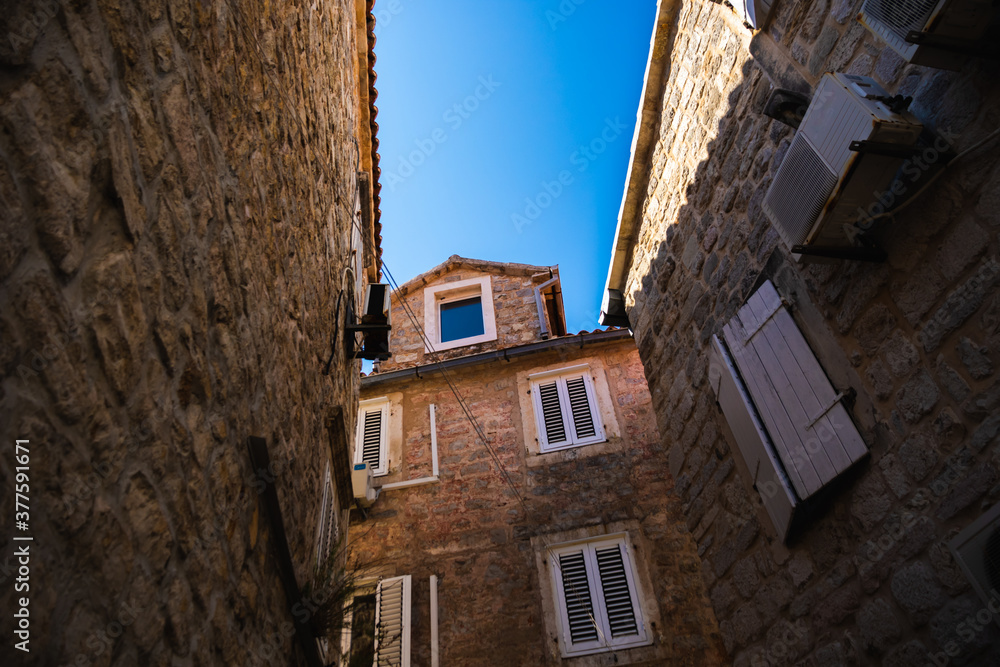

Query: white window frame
left=530, top=365, right=606, bottom=452
left=422, top=276, right=497, bottom=352
left=355, top=397, right=390, bottom=477
left=547, top=534, right=649, bottom=658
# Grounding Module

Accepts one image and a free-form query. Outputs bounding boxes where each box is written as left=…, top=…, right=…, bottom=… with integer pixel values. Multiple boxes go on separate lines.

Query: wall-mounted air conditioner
left=762, top=73, right=923, bottom=262
left=859, top=0, right=997, bottom=70
left=346, top=283, right=392, bottom=361
left=352, top=462, right=378, bottom=507
left=949, top=502, right=1000, bottom=622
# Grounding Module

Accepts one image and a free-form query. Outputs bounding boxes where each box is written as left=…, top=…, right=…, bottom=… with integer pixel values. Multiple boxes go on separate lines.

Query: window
left=439, top=295, right=484, bottom=342
left=315, top=463, right=338, bottom=566
left=548, top=535, right=648, bottom=657
left=422, top=276, right=497, bottom=352
left=356, top=398, right=389, bottom=477
left=709, top=279, right=868, bottom=541
left=530, top=366, right=605, bottom=452
left=342, top=575, right=412, bottom=667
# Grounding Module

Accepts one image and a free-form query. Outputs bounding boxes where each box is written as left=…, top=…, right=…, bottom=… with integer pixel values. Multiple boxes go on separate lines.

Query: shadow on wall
left=624, top=2, right=1000, bottom=663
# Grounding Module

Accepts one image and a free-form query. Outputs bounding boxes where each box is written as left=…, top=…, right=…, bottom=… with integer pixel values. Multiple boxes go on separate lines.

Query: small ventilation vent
left=862, top=0, right=939, bottom=42
left=763, top=134, right=839, bottom=248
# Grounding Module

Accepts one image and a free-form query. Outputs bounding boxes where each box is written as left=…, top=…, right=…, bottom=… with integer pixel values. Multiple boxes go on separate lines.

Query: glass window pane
left=440, top=296, right=484, bottom=342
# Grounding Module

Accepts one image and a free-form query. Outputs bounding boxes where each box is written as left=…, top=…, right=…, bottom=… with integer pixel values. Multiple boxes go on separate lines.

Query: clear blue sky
left=373, top=0, right=657, bottom=332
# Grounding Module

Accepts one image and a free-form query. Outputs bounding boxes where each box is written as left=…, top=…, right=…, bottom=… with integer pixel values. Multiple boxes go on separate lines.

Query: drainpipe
left=430, top=574, right=440, bottom=667
left=376, top=404, right=440, bottom=491
left=534, top=276, right=559, bottom=339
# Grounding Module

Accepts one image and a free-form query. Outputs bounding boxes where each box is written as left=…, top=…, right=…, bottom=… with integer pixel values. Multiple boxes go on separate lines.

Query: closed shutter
left=557, top=550, right=599, bottom=644
left=550, top=536, right=649, bottom=657
left=721, top=280, right=867, bottom=501
left=566, top=377, right=597, bottom=440
left=594, top=544, right=639, bottom=638
left=532, top=369, right=605, bottom=452
left=374, top=575, right=411, bottom=667
left=356, top=399, right=389, bottom=476
left=538, top=381, right=568, bottom=446
left=316, top=465, right=337, bottom=565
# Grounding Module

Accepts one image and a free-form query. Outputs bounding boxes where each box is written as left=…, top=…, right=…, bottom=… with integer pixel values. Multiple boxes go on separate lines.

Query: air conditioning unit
left=347, top=283, right=392, bottom=360
left=762, top=73, right=922, bottom=262
left=734, top=0, right=774, bottom=28
left=859, top=0, right=998, bottom=70
left=949, top=502, right=1000, bottom=622
left=352, top=462, right=378, bottom=507
left=362, top=283, right=391, bottom=325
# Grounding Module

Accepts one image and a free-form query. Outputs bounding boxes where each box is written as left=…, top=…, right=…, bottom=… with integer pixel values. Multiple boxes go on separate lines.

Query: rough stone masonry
left=614, top=1, right=1000, bottom=665
left=0, top=0, right=371, bottom=664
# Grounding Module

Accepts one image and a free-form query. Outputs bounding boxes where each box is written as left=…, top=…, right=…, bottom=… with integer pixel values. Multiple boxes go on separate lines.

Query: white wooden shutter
left=315, top=464, right=337, bottom=565
left=550, top=537, right=648, bottom=657
left=533, top=370, right=605, bottom=451
left=593, top=544, right=640, bottom=639
left=538, top=380, right=569, bottom=447
left=721, top=280, right=867, bottom=501
left=356, top=399, right=389, bottom=476
left=374, top=575, right=411, bottom=667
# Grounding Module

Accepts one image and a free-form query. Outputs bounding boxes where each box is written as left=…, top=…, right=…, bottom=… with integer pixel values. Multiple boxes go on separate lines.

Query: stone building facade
left=347, top=257, right=724, bottom=666
left=604, top=0, right=1000, bottom=665
left=0, top=0, right=382, bottom=664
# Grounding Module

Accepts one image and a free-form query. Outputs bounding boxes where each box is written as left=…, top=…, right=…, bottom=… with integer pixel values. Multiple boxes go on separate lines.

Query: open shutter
left=374, top=575, right=411, bottom=667
left=538, top=380, right=569, bottom=448
left=357, top=400, right=389, bottom=476
left=593, top=544, right=640, bottom=639
left=721, top=280, right=867, bottom=501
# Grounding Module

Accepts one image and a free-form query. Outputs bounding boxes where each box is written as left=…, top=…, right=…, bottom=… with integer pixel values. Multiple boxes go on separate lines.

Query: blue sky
left=373, top=1, right=657, bottom=332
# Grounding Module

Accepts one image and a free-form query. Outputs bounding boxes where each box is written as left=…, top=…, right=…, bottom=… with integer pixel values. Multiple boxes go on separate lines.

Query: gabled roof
left=391, top=255, right=558, bottom=299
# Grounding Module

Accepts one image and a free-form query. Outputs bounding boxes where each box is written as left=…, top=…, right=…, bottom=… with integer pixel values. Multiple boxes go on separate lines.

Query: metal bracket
left=791, top=243, right=887, bottom=263
left=805, top=391, right=845, bottom=431
left=905, top=30, right=1000, bottom=58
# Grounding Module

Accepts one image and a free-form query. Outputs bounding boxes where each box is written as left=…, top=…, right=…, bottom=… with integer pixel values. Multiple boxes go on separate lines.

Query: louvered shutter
left=374, top=575, right=411, bottom=667
left=532, top=369, right=605, bottom=452
left=316, top=466, right=337, bottom=565
left=538, top=381, right=569, bottom=448
left=594, top=544, right=640, bottom=638
left=550, top=537, right=649, bottom=657
left=557, top=550, right=599, bottom=644
left=356, top=399, right=389, bottom=476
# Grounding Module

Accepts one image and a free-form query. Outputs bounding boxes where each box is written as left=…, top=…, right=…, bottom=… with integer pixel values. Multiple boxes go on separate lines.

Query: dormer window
left=440, top=295, right=485, bottom=342
left=423, top=276, right=497, bottom=352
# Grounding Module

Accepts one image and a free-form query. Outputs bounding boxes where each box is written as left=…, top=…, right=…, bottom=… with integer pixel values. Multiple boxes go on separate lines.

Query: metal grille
left=539, top=381, right=567, bottom=444
left=375, top=578, right=405, bottom=666
left=595, top=546, right=639, bottom=637
left=763, top=134, right=839, bottom=248
left=863, top=0, right=939, bottom=41
left=559, top=552, right=599, bottom=643
left=361, top=408, right=383, bottom=470
left=566, top=377, right=596, bottom=440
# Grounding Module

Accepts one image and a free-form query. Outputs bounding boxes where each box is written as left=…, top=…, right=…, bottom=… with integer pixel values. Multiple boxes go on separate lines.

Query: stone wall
left=0, top=0, right=370, bottom=664
left=620, top=0, right=1000, bottom=664
left=353, top=335, right=724, bottom=665
left=378, top=258, right=558, bottom=372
